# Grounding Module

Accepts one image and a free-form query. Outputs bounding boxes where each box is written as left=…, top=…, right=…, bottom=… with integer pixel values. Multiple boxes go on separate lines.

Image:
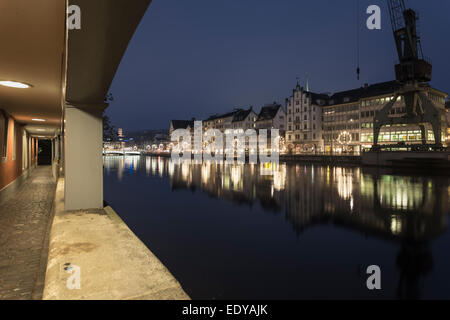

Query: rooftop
left=257, top=103, right=282, bottom=121
left=232, top=107, right=254, bottom=123
left=170, top=119, right=195, bottom=130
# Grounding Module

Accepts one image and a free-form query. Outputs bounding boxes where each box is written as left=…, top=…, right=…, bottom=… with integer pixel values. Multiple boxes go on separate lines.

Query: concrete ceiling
left=0, top=0, right=65, bottom=137
left=66, top=0, right=151, bottom=110
left=0, top=0, right=151, bottom=138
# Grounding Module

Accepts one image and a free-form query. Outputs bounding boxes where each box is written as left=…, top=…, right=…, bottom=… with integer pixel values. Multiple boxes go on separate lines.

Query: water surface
left=104, top=155, right=450, bottom=299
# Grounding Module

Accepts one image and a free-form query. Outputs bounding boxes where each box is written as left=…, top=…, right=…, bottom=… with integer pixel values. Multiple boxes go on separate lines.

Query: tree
left=103, top=114, right=117, bottom=141
left=103, top=93, right=117, bottom=142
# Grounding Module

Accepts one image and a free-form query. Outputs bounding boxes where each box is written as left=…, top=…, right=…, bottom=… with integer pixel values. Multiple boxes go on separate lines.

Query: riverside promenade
left=0, top=166, right=56, bottom=300
left=43, top=178, right=189, bottom=300
left=0, top=166, right=189, bottom=300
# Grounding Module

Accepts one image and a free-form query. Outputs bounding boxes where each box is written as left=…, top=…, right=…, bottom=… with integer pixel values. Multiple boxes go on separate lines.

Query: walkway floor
left=43, top=178, right=189, bottom=300
left=0, top=166, right=56, bottom=300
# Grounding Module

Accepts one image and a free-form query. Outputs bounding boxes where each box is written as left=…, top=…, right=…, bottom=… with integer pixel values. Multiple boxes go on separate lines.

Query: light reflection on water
left=103, top=155, right=450, bottom=299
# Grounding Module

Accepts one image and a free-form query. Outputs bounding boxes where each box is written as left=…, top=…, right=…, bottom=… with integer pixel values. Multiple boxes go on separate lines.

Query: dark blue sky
left=107, top=0, right=450, bottom=131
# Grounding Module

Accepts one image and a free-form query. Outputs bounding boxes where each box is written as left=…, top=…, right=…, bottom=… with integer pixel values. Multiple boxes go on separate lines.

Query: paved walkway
left=0, top=166, right=56, bottom=300
left=44, top=178, right=189, bottom=300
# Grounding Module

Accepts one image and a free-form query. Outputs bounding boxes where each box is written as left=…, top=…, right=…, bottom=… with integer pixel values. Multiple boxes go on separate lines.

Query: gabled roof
left=205, top=110, right=240, bottom=122
left=232, top=107, right=254, bottom=122
left=257, top=103, right=283, bottom=121
left=170, top=120, right=194, bottom=130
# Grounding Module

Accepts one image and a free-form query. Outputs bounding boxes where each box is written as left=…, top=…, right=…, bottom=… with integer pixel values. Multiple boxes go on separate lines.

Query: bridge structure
left=103, top=150, right=142, bottom=156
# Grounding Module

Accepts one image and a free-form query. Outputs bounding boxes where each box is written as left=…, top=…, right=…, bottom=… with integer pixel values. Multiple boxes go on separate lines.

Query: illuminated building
left=321, top=81, right=448, bottom=154
left=286, top=83, right=327, bottom=153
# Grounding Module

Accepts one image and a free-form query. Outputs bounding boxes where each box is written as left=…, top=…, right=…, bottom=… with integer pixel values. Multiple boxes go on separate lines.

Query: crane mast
left=388, top=0, right=431, bottom=83
left=372, top=0, right=445, bottom=151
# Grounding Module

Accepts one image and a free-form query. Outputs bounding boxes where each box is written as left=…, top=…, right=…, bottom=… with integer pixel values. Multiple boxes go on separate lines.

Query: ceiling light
left=0, top=80, right=32, bottom=89
left=36, top=129, right=46, bottom=132
left=32, top=118, right=46, bottom=122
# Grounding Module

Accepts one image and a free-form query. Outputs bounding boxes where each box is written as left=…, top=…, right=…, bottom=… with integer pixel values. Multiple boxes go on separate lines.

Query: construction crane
left=372, top=0, right=446, bottom=151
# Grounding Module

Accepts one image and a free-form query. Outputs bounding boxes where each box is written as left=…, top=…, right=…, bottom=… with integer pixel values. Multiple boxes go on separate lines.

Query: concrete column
left=64, top=105, right=103, bottom=211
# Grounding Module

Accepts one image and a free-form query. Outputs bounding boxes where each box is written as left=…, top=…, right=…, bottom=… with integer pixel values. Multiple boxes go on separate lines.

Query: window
left=304, top=115, right=307, bottom=120
left=304, top=134, right=308, bottom=140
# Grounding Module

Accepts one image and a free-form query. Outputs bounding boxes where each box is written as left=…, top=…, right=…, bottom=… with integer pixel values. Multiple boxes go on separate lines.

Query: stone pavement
left=0, top=166, right=56, bottom=300
left=43, top=178, right=189, bottom=300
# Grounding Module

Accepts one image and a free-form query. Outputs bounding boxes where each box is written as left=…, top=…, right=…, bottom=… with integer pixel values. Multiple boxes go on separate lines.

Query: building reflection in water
left=104, top=156, right=449, bottom=299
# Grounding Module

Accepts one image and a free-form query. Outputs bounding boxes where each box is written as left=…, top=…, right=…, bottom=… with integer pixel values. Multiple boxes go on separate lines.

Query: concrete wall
left=64, top=107, right=103, bottom=210
left=0, top=114, right=24, bottom=191
left=362, top=151, right=450, bottom=166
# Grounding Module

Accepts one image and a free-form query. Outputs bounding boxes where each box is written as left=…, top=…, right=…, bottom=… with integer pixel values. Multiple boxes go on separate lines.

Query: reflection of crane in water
left=371, top=0, right=446, bottom=151
left=359, top=171, right=446, bottom=299
left=167, top=160, right=448, bottom=299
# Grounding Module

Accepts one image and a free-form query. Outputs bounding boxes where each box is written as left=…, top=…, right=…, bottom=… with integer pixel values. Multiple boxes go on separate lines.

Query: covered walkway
left=0, top=166, right=56, bottom=300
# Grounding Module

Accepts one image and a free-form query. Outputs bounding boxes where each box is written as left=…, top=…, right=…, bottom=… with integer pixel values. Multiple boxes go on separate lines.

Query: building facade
left=286, top=84, right=327, bottom=153
left=169, top=81, right=448, bottom=156
left=322, top=81, right=448, bottom=154
left=231, top=107, right=258, bottom=132
left=255, top=103, right=286, bottom=132
left=204, top=110, right=241, bottom=133
left=446, top=100, right=450, bottom=145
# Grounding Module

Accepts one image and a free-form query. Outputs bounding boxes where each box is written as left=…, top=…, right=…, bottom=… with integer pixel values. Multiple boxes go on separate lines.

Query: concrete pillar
left=64, top=105, right=103, bottom=211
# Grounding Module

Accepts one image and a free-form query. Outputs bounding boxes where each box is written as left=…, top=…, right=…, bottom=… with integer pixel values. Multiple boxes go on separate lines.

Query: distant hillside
left=125, top=129, right=169, bottom=138
left=122, top=129, right=170, bottom=145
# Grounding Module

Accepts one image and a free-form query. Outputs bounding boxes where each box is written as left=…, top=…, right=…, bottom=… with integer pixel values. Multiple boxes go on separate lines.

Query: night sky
left=106, top=0, right=450, bottom=131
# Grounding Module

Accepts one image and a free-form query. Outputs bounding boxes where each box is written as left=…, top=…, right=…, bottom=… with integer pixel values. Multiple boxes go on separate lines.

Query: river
left=104, top=155, right=450, bottom=299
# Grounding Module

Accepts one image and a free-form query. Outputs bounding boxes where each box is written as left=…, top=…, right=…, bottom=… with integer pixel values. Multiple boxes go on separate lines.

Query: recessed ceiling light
left=0, top=80, right=32, bottom=89
left=32, top=118, right=46, bottom=122
left=36, top=129, right=46, bottom=132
